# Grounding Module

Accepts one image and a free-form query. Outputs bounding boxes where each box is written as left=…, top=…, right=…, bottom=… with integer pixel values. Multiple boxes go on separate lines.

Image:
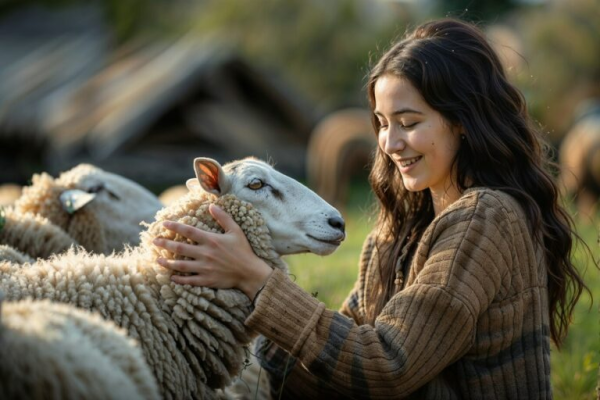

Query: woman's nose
left=384, top=128, right=406, bottom=154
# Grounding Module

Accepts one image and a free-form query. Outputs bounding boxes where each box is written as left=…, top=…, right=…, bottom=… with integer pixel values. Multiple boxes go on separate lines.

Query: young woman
left=153, top=18, right=587, bottom=399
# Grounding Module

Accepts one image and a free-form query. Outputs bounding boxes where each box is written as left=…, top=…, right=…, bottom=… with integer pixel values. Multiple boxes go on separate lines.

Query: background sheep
left=558, top=99, right=600, bottom=218
left=0, top=292, right=160, bottom=400
left=306, top=108, right=376, bottom=210
left=0, top=157, right=345, bottom=400
left=158, top=184, right=189, bottom=206
left=12, top=163, right=163, bottom=254
left=0, top=183, right=21, bottom=207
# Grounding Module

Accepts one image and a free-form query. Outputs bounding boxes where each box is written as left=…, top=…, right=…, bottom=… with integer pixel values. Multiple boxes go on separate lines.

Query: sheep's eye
left=86, top=183, right=120, bottom=200
left=247, top=179, right=264, bottom=190
left=87, top=184, right=105, bottom=194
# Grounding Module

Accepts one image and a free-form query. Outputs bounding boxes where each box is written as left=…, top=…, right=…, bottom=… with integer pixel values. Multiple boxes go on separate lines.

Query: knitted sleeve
left=339, top=231, right=375, bottom=323
left=254, top=232, right=377, bottom=399
left=246, top=191, right=513, bottom=398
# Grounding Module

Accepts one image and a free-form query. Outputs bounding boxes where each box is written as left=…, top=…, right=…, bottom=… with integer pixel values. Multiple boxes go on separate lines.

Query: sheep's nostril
left=328, top=216, right=345, bottom=233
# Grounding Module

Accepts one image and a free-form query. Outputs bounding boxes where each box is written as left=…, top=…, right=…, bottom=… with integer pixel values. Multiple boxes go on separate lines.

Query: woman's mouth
left=399, top=156, right=422, bottom=167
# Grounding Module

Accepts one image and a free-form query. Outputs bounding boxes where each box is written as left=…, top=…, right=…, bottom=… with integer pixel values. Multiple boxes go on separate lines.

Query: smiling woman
left=156, top=18, right=593, bottom=400
left=374, top=74, right=462, bottom=214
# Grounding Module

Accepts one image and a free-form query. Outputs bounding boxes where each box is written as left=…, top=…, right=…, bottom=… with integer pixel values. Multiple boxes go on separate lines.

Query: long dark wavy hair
left=365, top=18, right=588, bottom=347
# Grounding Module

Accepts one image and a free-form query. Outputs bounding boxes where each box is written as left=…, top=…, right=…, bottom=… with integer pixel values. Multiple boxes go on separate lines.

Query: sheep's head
left=13, top=164, right=162, bottom=254
left=189, top=157, right=346, bottom=256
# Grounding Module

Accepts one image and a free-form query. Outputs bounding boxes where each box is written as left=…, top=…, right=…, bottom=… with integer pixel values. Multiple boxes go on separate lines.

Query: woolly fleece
left=1, top=191, right=285, bottom=400
left=0, top=296, right=159, bottom=400
left=0, top=245, right=34, bottom=264
left=0, top=207, right=77, bottom=260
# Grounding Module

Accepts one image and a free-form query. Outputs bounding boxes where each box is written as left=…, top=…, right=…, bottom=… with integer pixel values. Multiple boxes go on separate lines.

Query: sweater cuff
left=245, top=268, right=324, bottom=356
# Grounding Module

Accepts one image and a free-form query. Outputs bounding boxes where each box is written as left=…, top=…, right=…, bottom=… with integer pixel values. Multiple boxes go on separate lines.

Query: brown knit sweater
left=245, top=188, right=552, bottom=399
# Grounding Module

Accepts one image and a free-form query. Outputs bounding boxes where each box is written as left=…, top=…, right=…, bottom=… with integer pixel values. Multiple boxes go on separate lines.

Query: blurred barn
left=0, top=6, right=316, bottom=191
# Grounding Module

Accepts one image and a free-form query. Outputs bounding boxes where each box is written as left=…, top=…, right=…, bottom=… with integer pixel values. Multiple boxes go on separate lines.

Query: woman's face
left=374, top=74, right=461, bottom=198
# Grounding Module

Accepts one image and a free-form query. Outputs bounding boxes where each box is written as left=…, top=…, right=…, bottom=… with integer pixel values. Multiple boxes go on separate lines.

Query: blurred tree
left=433, top=0, right=518, bottom=21
left=190, top=0, right=410, bottom=112
left=0, top=0, right=195, bottom=40
left=514, top=0, right=600, bottom=143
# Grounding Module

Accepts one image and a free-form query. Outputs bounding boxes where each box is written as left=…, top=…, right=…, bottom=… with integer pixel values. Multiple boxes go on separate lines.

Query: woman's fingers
left=162, top=221, right=207, bottom=243
left=153, top=237, right=200, bottom=260
left=157, top=258, right=200, bottom=274
left=209, top=205, right=243, bottom=234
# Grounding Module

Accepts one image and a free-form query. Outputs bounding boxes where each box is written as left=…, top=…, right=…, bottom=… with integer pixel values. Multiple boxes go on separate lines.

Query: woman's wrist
left=240, top=259, right=273, bottom=301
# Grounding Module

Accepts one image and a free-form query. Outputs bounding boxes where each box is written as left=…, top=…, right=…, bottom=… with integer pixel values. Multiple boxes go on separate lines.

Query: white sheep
left=0, top=157, right=345, bottom=400
left=0, top=183, right=22, bottom=207
left=11, top=164, right=163, bottom=255
left=158, top=183, right=189, bottom=206
left=0, top=292, right=160, bottom=400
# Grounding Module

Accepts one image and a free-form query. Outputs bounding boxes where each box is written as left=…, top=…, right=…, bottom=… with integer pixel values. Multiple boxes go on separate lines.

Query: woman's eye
left=248, top=179, right=264, bottom=190
left=401, top=122, right=418, bottom=129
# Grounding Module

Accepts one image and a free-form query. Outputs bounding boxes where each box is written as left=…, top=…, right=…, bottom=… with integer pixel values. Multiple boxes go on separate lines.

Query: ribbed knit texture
left=245, top=188, right=552, bottom=399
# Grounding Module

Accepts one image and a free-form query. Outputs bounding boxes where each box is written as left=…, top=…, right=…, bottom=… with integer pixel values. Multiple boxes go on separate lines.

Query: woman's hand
left=153, top=204, right=273, bottom=300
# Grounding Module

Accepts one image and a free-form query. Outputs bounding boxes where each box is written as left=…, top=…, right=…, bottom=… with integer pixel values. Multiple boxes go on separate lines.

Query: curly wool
left=0, top=207, right=77, bottom=261
left=0, top=296, right=160, bottom=400
left=0, top=192, right=285, bottom=400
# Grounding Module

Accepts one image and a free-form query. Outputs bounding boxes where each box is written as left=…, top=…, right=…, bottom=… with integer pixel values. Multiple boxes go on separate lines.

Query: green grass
left=286, top=185, right=599, bottom=399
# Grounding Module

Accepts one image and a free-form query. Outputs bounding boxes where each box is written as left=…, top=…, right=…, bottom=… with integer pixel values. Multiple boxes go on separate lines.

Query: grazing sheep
left=158, top=184, right=189, bottom=206
left=12, top=164, right=162, bottom=254
left=0, top=157, right=345, bottom=400
left=0, top=183, right=21, bottom=207
left=306, top=108, right=376, bottom=209
left=558, top=100, right=600, bottom=218
left=0, top=292, right=160, bottom=400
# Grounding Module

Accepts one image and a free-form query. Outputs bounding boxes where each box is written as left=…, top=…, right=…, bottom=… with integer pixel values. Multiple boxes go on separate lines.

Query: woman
left=153, top=18, right=587, bottom=399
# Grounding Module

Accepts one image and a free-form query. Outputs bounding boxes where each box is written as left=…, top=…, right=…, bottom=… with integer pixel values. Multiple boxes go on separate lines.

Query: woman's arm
left=155, top=193, right=513, bottom=398
left=245, top=193, right=513, bottom=398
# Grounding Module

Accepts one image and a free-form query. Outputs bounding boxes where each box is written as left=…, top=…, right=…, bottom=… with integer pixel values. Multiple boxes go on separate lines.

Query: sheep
left=558, top=99, right=600, bottom=218
left=306, top=108, right=376, bottom=210
left=12, top=163, right=163, bottom=254
left=0, top=292, right=160, bottom=400
left=0, top=156, right=345, bottom=400
left=158, top=184, right=189, bottom=206
left=0, top=183, right=22, bottom=207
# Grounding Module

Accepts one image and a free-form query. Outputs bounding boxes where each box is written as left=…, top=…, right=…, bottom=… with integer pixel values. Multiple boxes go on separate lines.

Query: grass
left=285, top=184, right=599, bottom=399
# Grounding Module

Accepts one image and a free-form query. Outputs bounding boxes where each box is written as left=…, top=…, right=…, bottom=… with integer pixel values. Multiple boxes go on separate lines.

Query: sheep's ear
left=59, top=189, right=96, bottom=214
left=193, top=158, right=231, bottom=196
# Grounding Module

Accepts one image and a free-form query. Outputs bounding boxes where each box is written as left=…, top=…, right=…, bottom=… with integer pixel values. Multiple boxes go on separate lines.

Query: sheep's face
left=188, top=157, right=346, bottom=256
left=15, top=164, right=162, bottom=253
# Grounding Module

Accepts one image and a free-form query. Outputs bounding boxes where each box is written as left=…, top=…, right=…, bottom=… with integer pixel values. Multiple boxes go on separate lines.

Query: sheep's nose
left=328, top=216, right=345, bottom=233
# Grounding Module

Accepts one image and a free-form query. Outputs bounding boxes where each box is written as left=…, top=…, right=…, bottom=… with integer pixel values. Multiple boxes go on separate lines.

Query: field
left=286, top=184, right=599, bottom=399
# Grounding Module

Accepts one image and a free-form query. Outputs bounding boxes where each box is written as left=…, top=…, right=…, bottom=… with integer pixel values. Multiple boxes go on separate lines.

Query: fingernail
left=163, top=221, right=172, bottom=228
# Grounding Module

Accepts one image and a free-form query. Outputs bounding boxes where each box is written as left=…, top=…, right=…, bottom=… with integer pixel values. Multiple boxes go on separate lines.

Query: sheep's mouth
left=307, top=234, right=345, bottom=246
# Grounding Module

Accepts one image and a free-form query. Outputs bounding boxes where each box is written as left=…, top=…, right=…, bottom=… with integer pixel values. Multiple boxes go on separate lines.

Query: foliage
left=0, top=0, right=194, bottom=41
left=514, top=0, right=600, bottom=142
left=190, top=0, right=408, bottom=111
